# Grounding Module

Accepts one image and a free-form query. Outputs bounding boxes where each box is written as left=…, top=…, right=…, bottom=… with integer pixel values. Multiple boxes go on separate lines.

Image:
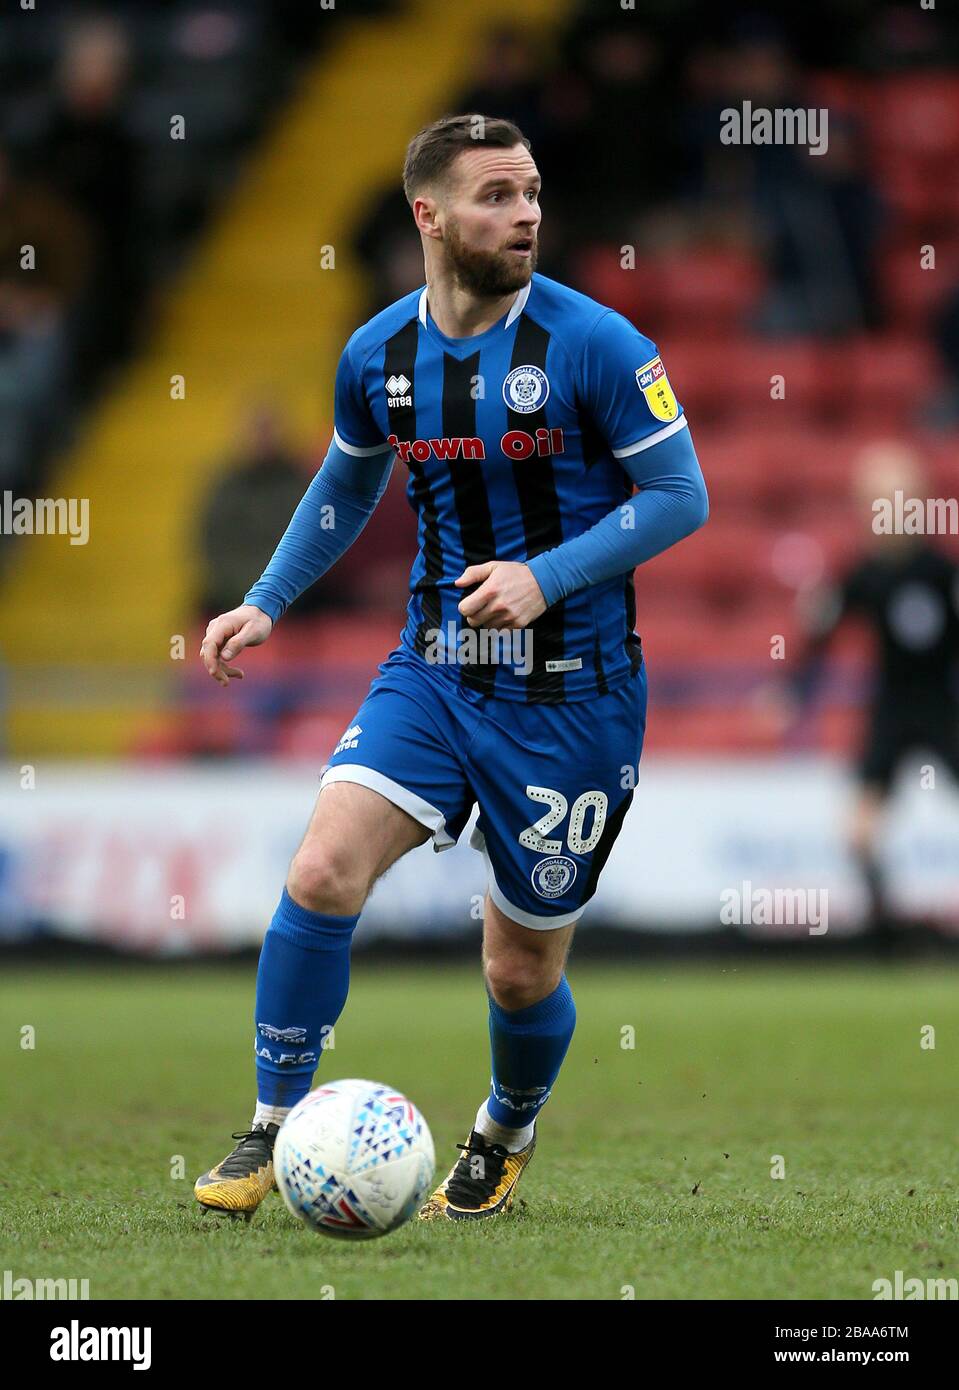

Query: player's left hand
left=455, top=561, right=547, bottom=630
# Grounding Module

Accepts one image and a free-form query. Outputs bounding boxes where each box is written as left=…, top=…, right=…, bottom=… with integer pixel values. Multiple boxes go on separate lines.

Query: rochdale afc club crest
left=531, top=856, right=577, bottom=899
left=503, top=365, right=549, bottom=414
left=635, top=355, right=678, bottom=422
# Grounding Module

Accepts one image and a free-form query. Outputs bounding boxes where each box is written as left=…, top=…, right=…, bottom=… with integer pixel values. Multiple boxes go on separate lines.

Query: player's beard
left=443, top=217, right=538, bottom=298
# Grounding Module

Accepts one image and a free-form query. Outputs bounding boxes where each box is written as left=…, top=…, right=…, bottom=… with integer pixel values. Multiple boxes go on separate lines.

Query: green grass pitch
left=2, top=961, right=956, bottom=1300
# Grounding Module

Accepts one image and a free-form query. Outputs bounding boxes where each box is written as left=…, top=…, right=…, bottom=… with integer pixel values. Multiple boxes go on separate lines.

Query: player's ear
left=412, top=192, right=442, bottom=240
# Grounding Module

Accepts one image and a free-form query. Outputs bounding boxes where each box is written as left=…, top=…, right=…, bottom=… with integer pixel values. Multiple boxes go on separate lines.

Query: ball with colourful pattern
left=274, top=1079, right=435, bottom=1239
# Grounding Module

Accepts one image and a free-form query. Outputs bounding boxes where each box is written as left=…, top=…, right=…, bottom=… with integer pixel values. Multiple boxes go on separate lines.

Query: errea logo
left=334, top=724, right=362, bottom=755
left=386, top=374, right=412, bottom=407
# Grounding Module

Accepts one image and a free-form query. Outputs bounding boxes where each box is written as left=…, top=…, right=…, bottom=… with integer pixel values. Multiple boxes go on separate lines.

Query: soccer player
left=195, top=114, right=708, bottom=1222
left=786, top=442, right=959, bottom=949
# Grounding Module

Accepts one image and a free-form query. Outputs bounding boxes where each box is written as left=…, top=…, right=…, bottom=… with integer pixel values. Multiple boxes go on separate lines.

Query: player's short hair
left=402, top=113, right=531, bottom=206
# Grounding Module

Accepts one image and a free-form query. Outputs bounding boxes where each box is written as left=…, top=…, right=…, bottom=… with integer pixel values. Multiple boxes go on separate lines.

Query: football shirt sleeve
left=523, top=312, right=706, bottom=606
left=579, top=309, right=688, bottom=458
left=332, top=336, right=392, bottom=456
left=526, top=426, right=708, bottom=606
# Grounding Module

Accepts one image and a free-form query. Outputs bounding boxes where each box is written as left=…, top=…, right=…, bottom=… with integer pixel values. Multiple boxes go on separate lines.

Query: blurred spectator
left=199, top=404, right=415, bottom=621
left=686, top=31, right=885, bottom=335
left=536, top=21, right=678, bottom=242
left=457, top=29, right=547, bottom=158
left=932, top=285, right=959, bottom=426
left=352, top=185, right=423, bottom=318
left=787, top=443, right=959, bottom=946
left=752, top=111, right=885, bottom=336
left=199, top=403, right=335, bottom=620
left=353, top=29, right=541, bottom=318
left=29, top=16, right=143, bottom=395
left=0, top=145, right=91, bottom=492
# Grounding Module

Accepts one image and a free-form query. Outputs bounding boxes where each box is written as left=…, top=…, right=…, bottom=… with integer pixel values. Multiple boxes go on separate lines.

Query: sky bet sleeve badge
left=635, top=356, right=678, bottom=422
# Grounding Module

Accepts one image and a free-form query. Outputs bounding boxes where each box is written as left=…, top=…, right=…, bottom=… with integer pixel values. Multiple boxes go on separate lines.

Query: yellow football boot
left=194, top=1123, right=279, bottom=1221
left=418, top=1126, right=536, bottom=1221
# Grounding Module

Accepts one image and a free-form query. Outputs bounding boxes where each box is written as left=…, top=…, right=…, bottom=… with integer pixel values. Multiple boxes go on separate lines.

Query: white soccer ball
left=274, top=1078, right=435, bottom=1239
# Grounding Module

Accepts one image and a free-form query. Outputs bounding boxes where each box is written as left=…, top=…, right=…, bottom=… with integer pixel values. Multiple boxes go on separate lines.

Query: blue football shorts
left=320, top=646, right=648, bottom=929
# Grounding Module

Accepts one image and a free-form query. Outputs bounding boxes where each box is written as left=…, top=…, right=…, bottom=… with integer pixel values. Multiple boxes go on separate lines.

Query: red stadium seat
left=867, top=75, right=959, bottom=166
left=639, top=598, right=801, bottom=664
left=643, top=707, right=785, bottom=755
left=571, top=243, right=657, bottom=325
left=573, top=245, right=765, bottom=338
left=669, top=337, right=847, bottom=425
left=656, top=250, right=765, bottom=333
left=843, top=335, right=941, bottom=421
left=806, top=71, right=868, bottom=119
left=881, top=241, right=959, bottom=328
left=274, top=709, right=359, bottom=759
left=697, top=427, right=876, bottom=519
left=924, top=436, right=959, bottom=499
left=876, top=164, right=958, bottom=232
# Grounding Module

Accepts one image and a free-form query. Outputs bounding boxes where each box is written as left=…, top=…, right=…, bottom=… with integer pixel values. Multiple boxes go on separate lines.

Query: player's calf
left=421, top=905, right=576, bottom=1222
left=196, top=783, right=431, bottom=1225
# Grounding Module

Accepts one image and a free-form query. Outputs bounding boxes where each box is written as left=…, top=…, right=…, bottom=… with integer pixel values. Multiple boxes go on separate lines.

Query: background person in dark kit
left=785, top=443, right=959, bottom=951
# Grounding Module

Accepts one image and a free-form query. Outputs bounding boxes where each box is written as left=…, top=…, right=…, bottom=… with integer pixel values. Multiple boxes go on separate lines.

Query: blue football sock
left=253, top=888, right=358, bottom=1108
left=485, top=975, right=576, bottom=1131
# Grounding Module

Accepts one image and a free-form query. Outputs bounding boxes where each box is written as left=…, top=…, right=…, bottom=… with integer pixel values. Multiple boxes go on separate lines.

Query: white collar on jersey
left=418, top=280, right=531, bottom=331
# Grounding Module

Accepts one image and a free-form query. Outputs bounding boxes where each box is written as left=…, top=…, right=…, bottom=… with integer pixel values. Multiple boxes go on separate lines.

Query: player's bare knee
left=484, top=950, right=559, bottom=1012
left=287, top=846, right=369, bottom=917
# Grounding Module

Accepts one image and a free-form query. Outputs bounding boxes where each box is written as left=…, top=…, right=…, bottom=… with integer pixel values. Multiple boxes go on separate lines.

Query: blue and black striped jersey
left=333, top=272, right=688, bottom=703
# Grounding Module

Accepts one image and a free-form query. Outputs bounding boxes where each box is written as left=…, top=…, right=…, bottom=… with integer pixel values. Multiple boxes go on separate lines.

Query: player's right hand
left=200, top=604, right=273, bottom=686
